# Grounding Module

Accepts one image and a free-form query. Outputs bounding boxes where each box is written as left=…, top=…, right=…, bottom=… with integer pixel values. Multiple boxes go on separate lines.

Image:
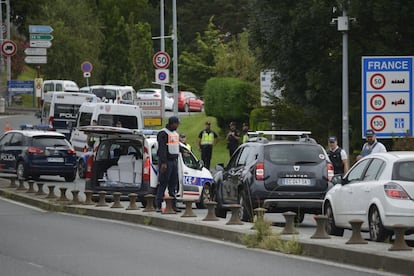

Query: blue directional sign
left=362, top=56, right=413, bottom=138
left=29, top=25, right=53, bottom=34
left=7, top=80, right=34, bottom=95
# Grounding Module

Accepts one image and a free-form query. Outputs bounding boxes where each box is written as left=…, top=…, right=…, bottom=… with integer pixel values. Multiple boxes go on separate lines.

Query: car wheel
left=324, top=202, right=344, bottom=236
left=78, top=159, right=86, bottom=179
left=369, top=205, right=390, bottom=242
left=184, top=104, right=189, bottom=113
left=17, top=161, right=27, bottom=180
left=238, top=192, right=253, bottom=222
left=64, top=170, right=77, bottom=182
left=196, top=184, right=210, bottom=209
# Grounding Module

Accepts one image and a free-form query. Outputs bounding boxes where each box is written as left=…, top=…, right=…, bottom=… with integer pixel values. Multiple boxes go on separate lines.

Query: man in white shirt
left=356, top=129, right=387, bottom=161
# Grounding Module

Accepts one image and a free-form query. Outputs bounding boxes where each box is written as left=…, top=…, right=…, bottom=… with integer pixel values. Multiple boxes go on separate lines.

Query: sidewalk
left=0, top=179, right=413, bottom=275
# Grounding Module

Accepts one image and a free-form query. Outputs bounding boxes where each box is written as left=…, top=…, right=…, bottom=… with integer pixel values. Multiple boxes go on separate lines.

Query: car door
left=222, top=146, right=250, bottom=203
left=333, top=158, right=371, bottom=225
left=0, top=132, right=15, bottom=173
left=177, top=146, right=204, bottom=201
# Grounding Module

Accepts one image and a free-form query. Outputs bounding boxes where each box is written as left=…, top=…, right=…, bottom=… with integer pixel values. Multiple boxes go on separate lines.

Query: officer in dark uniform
left=156, top=116, right=181, bottom=212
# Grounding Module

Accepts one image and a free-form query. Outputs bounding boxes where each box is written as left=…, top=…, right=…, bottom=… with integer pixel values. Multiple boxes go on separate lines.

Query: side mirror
left=197, top=160, right=204, bottom=170
left=331, top=174, right=343, bottom=185
left=215, top=163, right=224, bottom=172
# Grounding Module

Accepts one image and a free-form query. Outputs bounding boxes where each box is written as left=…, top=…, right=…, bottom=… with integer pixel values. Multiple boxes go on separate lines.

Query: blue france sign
left=362, top=56, right=413, bottom=138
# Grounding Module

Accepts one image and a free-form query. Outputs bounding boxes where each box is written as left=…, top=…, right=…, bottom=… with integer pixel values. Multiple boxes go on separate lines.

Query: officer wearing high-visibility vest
left=198, top=121, right=218, bottom=170
left=242, top=123, right=249, bottom=143
left=156, top=116, right=181, bottom=213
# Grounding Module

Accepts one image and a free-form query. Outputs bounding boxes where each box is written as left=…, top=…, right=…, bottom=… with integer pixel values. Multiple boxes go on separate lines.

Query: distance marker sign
left=153, top=51, right=170, bottom=69
left=362, top=56, right=413, bottom=138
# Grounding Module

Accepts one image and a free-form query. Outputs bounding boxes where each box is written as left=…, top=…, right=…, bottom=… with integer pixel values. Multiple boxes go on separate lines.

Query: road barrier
left=57, top=187, right=69, bottom=202
left=96, top=191, right=108, bottom=207
left=111, top=192, right=123, bottom=208
left=389, top=224, right=412, bottom=251
left=46, top=185, right=57, bottom=199
left=202, top=201, right=219, bottom=221
left=17, top=179, right=26, bottom=191
left=26, top=180, right=36, bottom=193
left=346, top=219, right=368, bottom=244
left=35, top=182, right=46, bottom=196
left=281, top=211, right=298, bottom=235
left=311, top=215, right=330, bottom=239
left=225, top=204, right=243, bottom=225
left=126, top=193, right=139, bottom=210
left=143, top=194, right=155, bottom=212
left=181, top=199, right=196, bottom=217
left=163, top=196, right=176, bottom=214
left=8, top=177, right=17, bottom=188
left=71, top=190, right=81, bottom=204
left=84, top=190, right=94, bottom=205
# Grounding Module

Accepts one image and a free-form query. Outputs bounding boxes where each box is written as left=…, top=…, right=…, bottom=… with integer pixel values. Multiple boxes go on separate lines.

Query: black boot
left=155, top=200, right=162, bottom=212
left=172, top=198, right=181, bottom=213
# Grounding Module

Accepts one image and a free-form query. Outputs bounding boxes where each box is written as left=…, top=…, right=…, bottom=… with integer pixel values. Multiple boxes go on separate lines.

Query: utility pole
left=172, top=0, right=178, bottom=116
left=160, top=0, right=166, bottom=119
left=332, top=1, right=354, bottom=161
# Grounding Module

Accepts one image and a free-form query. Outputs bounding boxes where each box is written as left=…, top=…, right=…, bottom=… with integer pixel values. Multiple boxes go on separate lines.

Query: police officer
left=327, top=136, right=349, bottom=175
left=226, top=122, right=240, bottom=157
left=198, top=121, right=218, bottom=170
left=156, top=116, right=181, bottom=213
left=242, top=123, right=249, bottom=143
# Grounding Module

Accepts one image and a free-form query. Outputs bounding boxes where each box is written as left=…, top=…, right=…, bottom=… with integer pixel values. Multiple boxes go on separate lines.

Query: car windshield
left=92, top=88, right=117, bottom=100
left=265, top=144, right=325, bottom=165
left=393, top=161, right=414, bottom=181
left=33, top=136, right=69, bottom=148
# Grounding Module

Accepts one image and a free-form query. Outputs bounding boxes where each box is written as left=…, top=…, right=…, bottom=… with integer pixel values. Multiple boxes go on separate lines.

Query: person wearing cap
left=198, top=121, right=218, bottom=170
left=356, top=129, right=387, bottom=161
left=327, top=136, right=348, bottom=175
left=179, top=133, right=192, bottom=151
left=156, top=116, right=181, bottom=213
left=226, top=122, right=241, bottom=158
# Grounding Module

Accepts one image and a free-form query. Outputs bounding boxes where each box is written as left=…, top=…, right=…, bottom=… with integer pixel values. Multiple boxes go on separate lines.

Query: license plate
left=281, top=178, right=311, bottom=185
left=47, top=157, right=64, bottom=162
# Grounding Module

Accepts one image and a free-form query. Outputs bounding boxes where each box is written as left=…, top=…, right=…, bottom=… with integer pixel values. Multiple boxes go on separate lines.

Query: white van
left=70, top=102, right=144, bottom=156
left=81, top=126, right=212, bottom=208
left=87, top=85, right=137, bottom=105
left=41, top=92, right=101, bottom=139
left=42, top=80, right=80, bottom=95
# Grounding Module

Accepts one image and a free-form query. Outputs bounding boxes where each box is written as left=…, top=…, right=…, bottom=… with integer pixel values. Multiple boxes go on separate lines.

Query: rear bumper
left=263, top=198, right=323, bottom=213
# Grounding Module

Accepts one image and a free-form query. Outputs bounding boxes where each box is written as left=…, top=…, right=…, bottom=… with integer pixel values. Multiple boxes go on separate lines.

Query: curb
left=1, top=186, right=413, bottom=275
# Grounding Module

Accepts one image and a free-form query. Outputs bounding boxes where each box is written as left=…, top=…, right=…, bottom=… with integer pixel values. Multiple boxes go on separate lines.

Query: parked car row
left=210, top=130, right=414, bottom=242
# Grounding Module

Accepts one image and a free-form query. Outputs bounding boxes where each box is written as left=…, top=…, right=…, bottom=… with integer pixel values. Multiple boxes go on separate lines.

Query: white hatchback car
left=136, top=88, right=174, bottom=111
left=323, top=152, right=414, bottom=242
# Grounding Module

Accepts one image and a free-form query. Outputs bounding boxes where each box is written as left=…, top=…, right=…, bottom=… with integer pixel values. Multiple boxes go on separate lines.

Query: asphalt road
left=0, top=198, right=396, bottom=276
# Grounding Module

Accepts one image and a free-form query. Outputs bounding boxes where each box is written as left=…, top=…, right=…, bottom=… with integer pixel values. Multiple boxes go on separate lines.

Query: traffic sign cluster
left=25, top=25, right=53, bottom=64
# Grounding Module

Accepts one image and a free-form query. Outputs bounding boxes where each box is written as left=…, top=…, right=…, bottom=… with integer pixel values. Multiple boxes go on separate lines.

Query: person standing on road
left=242, top=123, right=249, bottom=143
left=356, top=129, right=387, bottom=161
left=156, top=116, right=181, bottom=213
left=327, top=136, right=349, bottom=175
left=198, top=121, right=218, bottom=170
left=226, top=122, right=240, bottom=158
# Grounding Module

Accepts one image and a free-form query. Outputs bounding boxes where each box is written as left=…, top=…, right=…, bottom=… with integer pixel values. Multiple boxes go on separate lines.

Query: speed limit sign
left=153, top=51, right=170, bottom=69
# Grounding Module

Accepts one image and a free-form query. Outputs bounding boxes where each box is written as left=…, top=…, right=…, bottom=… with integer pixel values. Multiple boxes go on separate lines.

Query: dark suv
left=212, top=133, right=334, bottom=222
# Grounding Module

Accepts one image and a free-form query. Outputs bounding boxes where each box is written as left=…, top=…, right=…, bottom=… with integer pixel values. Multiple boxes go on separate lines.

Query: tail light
left=255, top=162, right=264, bottom=180
left=27, top=147, right=44, bottom=154
left=384, top=182, right=410, bottom=199
left=48, top=116, right=54, bottom=129
left=143, top=147, right=150, bottom=181
left=86, top=154, right=94, bottom=179
left=327, top=163, right=334, bottom=181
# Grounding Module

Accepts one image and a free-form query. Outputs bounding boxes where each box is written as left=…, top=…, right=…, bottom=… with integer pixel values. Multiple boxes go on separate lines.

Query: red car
left=178, top=91, right=204, bottom=112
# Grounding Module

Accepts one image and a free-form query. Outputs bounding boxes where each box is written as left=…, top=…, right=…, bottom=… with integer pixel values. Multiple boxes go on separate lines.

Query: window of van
left=43, top=83, right=55, bottom=93
left=91, top=88, right=117, bottom=101
left=79, top=112, right=93, bottom=127
left=97, top=114, right=139, bottom=129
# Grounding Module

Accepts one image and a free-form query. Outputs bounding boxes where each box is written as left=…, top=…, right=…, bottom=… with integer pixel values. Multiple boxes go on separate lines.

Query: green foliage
left=242, top=218, right=302, bottom=254
left=204, top=77, right=258, bottom=128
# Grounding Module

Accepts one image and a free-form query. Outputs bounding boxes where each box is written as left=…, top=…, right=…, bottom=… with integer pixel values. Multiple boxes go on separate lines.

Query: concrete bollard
left=142, top=194, right=155, bottom=212
left=26, top=180, right=36, bottom=193
left=181, top=199, right=197, bottom=218
left=57, top=187, right=69, bottom=202
left=83, top=190, right=95, bottom=205
left=95, top=191, right=108, bottom=207
left=71, top=190, right=81, bottom=204
left=202, top=201, right=219, bottom=221
left=110, top=192, right=123, bottom=208
left=35, top=182, right=46, bottom=196
left=311, top=215, right=331, bottom=239
left=254, top=207, right=267, bottom=222
left=281, top=211, right=299, bottom=235
left=388, top=224, right=412, bottom=251
left=126, top=193, right=139, bottom=210
left=226, top=204, right=243, bottom=225
left=16, top=179, right=27, bottom=191
left=346, top=219, right=368, bottom=244
left=45, top=185, right=57, bottom=199
left=163, top=196, right=176, bottom=214
left=8, top=177, right=17, bottom=188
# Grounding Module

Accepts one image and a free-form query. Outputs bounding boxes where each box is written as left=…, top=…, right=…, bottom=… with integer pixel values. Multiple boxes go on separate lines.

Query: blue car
left=0, top=129, right=77, bottom=182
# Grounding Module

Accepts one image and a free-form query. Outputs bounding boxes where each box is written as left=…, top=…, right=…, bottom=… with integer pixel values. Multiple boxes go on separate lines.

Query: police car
left=81, top=126, right=212, bottom=208
left=0, top=127, right=77, bottom=181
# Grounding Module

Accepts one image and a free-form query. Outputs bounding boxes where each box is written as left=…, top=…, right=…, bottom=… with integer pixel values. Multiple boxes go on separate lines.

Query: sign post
left=362, top=56, right=413, bottom=138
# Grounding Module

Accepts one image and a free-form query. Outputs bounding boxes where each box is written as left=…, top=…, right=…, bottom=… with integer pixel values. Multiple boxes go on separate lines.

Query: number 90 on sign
left=153, top=51, right=171, bottom=69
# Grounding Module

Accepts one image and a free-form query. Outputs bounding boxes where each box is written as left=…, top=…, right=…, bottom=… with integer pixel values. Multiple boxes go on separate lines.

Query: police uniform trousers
left=156, top=159, right=179, bottom=207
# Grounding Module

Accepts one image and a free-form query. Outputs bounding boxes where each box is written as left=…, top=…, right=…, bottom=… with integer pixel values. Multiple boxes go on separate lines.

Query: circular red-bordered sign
left=370, top=73, right=386, bottom=90
left=153, top=51, right=170, bottom=69
left=370, top=115, right=386, bottom=132
left=1, top=40, right=17, bottom=56
left=81, top=61, right=93, bottom=73
left=370, top=94, right=386, bottom=111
